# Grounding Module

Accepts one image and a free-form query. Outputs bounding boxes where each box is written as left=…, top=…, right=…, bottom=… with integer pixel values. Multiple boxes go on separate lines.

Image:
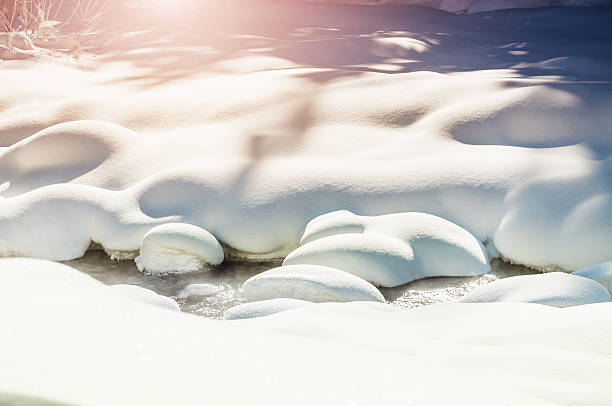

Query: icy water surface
left=64, top=250, right=539, bottom=319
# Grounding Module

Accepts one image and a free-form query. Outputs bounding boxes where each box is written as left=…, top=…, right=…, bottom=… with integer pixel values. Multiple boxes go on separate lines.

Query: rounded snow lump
left=108, top=284, right=180, bottom=312
left=241, top=264, right=386, bottom=303
left=285, top=210, right=489, bottom=287
left=224, top=298, right=313, bottom=320
left=135, top=223, right=224, bottom=275
left=178, top=283, right=224, bottom=299
left=460, top=272, right=611, bottom=308
left=572, top=262, right=612, bottom=295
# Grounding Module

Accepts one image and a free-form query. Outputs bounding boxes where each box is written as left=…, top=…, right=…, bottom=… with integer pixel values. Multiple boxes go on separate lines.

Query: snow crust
left=107, top=284, right=180, bottom=311
left=224, top=298, right=313, bottom=319
left=241, top=264, right=386, bottom=302
left=572, top=262, right=612, bottom=294
left=134, top=223, right=224, bottom=274
left=460, top=272, right=611, bottom=307
left=285, top=210, right=489, bottom=286
left=1, top=258, right=612, bottom=405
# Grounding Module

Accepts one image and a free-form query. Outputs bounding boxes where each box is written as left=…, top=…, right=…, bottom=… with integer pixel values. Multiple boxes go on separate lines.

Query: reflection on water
left=64, top=251, right=538, bottom=319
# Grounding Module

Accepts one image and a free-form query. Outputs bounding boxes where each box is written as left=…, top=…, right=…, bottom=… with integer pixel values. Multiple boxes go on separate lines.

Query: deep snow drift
left=1, top=1, right=612, bottom=273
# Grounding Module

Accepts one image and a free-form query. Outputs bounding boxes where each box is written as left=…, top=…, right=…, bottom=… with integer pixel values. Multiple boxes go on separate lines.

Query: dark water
left=64, top=251, right=538, bottom=319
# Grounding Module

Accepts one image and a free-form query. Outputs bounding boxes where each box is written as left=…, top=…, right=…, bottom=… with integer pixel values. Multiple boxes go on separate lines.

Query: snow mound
left=224, top=298, right=313, bottom=320
left=135, top=223, right=224, bottom=275
left=0, top=5, right=612, bottom=273
left=178, top=283, right=224, bottom=299
left=241, top=264, right=386, bottom=303
left=285, top=211, right=490, bottom=287
left=107, top=284, right=180, bottom=312
left=460, top=272, right=611, bottom=307
left=572, top=262, right=612, bottom=295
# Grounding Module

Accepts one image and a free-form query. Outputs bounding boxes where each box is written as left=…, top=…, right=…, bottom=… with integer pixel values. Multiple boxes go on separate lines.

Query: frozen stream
left=64, top=250, right=539, bottom=318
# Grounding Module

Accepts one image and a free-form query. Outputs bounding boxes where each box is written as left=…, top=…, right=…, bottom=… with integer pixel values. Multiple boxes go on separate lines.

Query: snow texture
left=177, top=283, right=225, bottom=299
left=460, top=272, right=611, bottom=307
left=285, top=210, right=489, bottom=286
left=291, top=0, right=612, bottom=14
left=241, top=264, right=386, bottom=302
left=107, top=284, right=180, bottom=312
left=1, top=2, right=612, bottom=272
left=1, top=258, right=612, bottom=405
left=224, top=298, right=313, bottom=319
left=572, top=262, right=612, bottom=295
left=135, top=223, right=224, bottom=275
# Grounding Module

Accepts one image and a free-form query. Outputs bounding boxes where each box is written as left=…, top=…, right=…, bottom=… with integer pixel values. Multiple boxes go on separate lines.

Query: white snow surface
left=134, top=223, right=224, bottom=275
left=178, top=283, right=225, bottom=299
left=289, top=0, right=612, bottom=14
left=572, top=261, right=612, bottom=294
left=285, top=210, right=489, bottom=286
left=1, top=258, right=612, bottom=405
left=241, top=264, right=386, bottom=302
left=224, top=298, right=314, bottom=319
left=107, top=284, right=180, bottom=311
left=0, top=2, right=612, bottom=273
left=460, top=271, right=611, bottom=307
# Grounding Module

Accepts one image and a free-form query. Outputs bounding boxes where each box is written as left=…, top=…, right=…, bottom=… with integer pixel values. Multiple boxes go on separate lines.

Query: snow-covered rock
left=135, top=223, right=224, bottom=275
left=178, top=283, right=224, bottom=299
left=459, top=272, right=611, bottom=307
left=572, top=262, right=612, bottom=295
left=241, top=264, right=386, bottom=303
left=284, top=211, right=489, bottom=287
left=107, top=284, right=180, bottom=312
left=224, top=298, right=313, bottom=320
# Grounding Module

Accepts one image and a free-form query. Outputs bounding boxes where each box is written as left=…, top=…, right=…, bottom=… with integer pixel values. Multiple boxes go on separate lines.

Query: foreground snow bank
left=224, top=298, right=313, bottom=319
left=285, top=211, right=489, bottom=286
left=242, top=264, right=386, bottom=302
left=108, top=284, right=180, bottom=311
left=460, top=272, right=611, bottom=307
left=1, top=258, right=612, bottom=405
left=135, top=223, right=224, bottom=275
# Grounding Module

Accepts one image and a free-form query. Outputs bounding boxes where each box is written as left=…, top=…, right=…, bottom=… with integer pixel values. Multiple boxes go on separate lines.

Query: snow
left=107, top=284, right=180, bottom=312
left=572, top=262, right=612, bottom=294
left=178, top=283, right=225, bottom=299
left=292, top=0, right=612, bottom=13
left=1, top=258, right=612, bottom=405
left=460, top=272, right=611, bottom=307
left=224, top=298, right=313, bottom=319
left=135, top=223, right=224, bottom=275
left=1, top=2, right=612, bottom=400
left=285, top=210, right=489, bottom=286
left=1, top=0, right=611, bottom=271
left=241, top=264, right=386, bottom=302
